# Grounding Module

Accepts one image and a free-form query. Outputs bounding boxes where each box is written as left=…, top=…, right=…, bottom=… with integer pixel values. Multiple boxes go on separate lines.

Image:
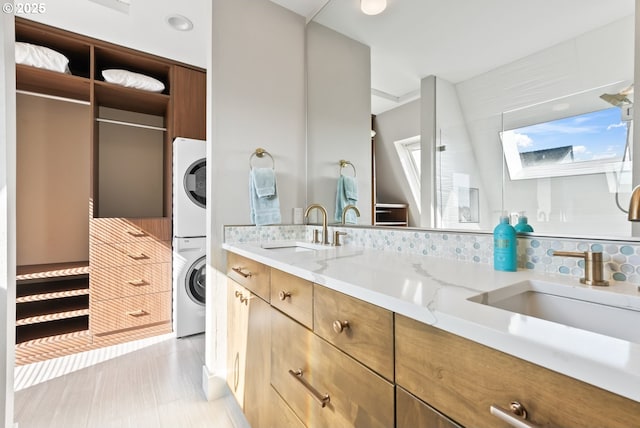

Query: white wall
left=205, top=0, right=306, bottom=398
left=435, top=78, right=492, bottom=230
left=374, top=100, right=420, bottom=226
left=456, top=15, right=634, bottom=236
left=0, top=12, right=16, bottom=428
left=307, top=22, right=372, bottom=225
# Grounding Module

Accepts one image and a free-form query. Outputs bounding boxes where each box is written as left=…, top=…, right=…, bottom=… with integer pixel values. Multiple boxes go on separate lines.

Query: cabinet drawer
left=395, top=314, right=640, bottom=428
left=91, top=262, right=171, bottom=301
left=271, top=309, right=394, bottom=428
left=91, top=291, right=171, bottom=335
left=90, top=217, right=171, bottom=243
left=396, top=387, right=462, bottom=428
left=90, top=240, right=171, bottom=268
left=313, top=285, right=394, bottom=381
left=227, top=252, right=270, bottom=301
left=270, top=269, right=313, bottom=329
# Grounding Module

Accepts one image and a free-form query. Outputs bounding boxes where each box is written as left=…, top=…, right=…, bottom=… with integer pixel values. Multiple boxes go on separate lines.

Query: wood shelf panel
left=16, top=65, right=91, bottom=102
left=94, top=81, right=169, bottom=116
left=16, top=289, right=90, bottom=304
left=16, top=316, right=89, bottom=344
left=17, top=261, right=90, bottom=282
left=16, top=309, right=90, bottom=326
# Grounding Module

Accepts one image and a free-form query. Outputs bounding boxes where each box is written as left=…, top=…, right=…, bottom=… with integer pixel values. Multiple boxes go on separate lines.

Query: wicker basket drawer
left=90, top=291, right=171, bottom=335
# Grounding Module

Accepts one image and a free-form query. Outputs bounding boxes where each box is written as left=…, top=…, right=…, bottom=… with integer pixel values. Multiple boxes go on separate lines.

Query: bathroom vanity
left=223, top=237, right=640, bottom=428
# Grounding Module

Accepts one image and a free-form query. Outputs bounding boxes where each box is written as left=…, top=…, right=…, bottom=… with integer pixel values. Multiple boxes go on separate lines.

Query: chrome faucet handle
left=551, top=251, right=609, bottom=286
left=333, top=231, right=347, bottom=246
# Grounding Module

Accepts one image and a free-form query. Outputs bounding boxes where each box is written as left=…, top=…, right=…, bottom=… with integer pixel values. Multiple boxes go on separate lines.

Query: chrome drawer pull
left=126, top=229, right=147, bottom=237
left=278, top=290, right=292, bottom=301
left=126, top=309, right=148, bottom=317
left=332, top=320, right=350, bottom=334
left=127, top=253, right=149, bottom=260
left=231, top=267, right=252, bottom=278
left=490, top=402, right=538, bottom=428
left=127, top=279, right=147, bottom=286
left=288, top=369, right=330, bottom=408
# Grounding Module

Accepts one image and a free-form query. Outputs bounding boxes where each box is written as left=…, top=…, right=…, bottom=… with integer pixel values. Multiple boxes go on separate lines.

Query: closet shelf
left=94, top=81, right=170, bottom=115
left=17, top=261, right=90, bottom=282
left=16, top=289, right=90, bottom=304
left=16, top=309, right=90, bottom=326
left=16, top=64, right=91, bottom=102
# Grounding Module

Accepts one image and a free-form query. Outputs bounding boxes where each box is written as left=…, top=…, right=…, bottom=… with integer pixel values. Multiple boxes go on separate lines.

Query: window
left=394, top=136, right=421, bottom=210
left=501, top=106, right=632, bottom=180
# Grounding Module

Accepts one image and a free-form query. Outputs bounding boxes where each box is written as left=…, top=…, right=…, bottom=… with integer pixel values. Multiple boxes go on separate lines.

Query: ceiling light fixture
left=361, top=0, right=387, bottom=15
left=166, top=14, right=194, bottom=31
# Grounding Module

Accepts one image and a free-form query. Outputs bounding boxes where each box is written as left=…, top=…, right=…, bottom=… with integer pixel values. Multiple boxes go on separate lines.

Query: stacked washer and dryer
left=172, top=137, right=206, bottom=338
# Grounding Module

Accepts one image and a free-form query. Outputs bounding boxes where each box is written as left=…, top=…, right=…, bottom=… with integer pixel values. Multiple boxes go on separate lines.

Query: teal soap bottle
left=493, top=214, right=517, bottom=271
left=514, top=212, right=534, bottom=234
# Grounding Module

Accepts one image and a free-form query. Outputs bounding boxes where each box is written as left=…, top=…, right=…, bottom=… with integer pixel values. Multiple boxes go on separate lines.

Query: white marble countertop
left=222, top=240, right=640, bottom=402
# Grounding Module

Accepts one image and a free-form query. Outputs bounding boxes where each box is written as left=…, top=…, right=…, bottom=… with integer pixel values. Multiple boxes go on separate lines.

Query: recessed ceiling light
left=361, top=0, right=387, bottom=15
left=166, top=14, right=194, bottom=31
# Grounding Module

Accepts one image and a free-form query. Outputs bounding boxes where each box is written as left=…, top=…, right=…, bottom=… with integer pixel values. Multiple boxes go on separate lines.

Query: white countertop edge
left=222, top=241, right=640, bottom=402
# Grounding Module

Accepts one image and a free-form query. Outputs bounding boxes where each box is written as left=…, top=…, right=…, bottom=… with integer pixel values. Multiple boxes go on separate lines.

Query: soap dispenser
left=514, top=211, right=534, bottom=234
left=493, top=214, right=517, bottom=272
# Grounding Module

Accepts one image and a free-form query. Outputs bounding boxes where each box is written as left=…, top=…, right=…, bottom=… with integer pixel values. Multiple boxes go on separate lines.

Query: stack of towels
left=249, top=168, right=281, bottom=225
left=335, top=175, right=358, bottom=223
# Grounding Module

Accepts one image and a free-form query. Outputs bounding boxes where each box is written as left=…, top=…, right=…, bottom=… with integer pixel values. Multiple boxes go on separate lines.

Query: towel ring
left=250, top=148, right=275, bottom=169
left=339, top=160, right=356, bottom=177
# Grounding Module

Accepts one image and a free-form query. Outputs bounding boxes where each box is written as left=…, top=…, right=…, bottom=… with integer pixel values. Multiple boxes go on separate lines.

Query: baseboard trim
left=202, top=365, right=228, bottom=401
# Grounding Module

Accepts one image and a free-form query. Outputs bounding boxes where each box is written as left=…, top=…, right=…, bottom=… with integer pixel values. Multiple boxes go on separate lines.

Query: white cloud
left=607, top=122, right=626, bottom=130
left=513, top=132, right=533, bottom=148
left=572, top=145, right=587, bottom=154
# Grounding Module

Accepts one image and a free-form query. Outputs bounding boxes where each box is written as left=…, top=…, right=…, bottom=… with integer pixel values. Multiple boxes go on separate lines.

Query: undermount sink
left=260, top=241, right=333, bottom=252
left=468, top=280, right=640, bottom=343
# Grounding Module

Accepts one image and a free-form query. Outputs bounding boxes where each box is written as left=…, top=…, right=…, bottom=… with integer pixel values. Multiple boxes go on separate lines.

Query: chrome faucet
left=551, top=251, right=609, bottom=286
left=304, top=203, right=330, bottom=245
left=341, top=204, right=361, bottom=224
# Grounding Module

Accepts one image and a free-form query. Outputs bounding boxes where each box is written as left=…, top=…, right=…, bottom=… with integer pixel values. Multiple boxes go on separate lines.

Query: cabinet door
left=226, top=279, right=250, bottom=407
left=171, top=66, right=206, bottom=140
left=395, top=314, right=640, bottom=428
left=243, top=294, right=271, bottom=428
left=396, top=387, right=462, bottom=428
left=272, top=308, right=394, bottom=428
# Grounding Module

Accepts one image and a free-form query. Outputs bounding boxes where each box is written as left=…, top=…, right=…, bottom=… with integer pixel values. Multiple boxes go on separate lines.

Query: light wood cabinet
left=271, top=308, right=394, bottom=428
left=270, top=268, right=313, bottom=329
left=226, top=276, right=273, bottom=428
left=395, top=314, right=640, bottom=428
left=313, top=285, right=394, bottom=381
left=396, top=387, right=462, bottom=428
left=227, top=252, right=271, bottom=302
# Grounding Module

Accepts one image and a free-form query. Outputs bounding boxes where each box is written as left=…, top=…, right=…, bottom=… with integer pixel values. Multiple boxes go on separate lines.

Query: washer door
left=184, top=158, right=206, bottom=208
left=185, top=256, right=206, bottom=305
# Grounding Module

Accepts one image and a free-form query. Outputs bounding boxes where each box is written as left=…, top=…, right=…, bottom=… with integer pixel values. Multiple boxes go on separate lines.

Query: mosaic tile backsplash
left=223, top=225, right=640, bottom=285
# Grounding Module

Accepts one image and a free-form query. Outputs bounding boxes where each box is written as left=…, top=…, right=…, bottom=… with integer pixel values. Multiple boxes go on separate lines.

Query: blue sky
left=505, top=107, right=629, bottom=162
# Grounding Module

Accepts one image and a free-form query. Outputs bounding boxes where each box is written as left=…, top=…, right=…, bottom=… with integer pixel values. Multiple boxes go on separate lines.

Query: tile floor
left=14, top=333, right=250, bottom=428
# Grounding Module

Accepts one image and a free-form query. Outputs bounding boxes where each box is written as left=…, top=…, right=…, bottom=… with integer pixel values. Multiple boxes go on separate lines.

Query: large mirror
left=306, top=0, right=636, bottom=238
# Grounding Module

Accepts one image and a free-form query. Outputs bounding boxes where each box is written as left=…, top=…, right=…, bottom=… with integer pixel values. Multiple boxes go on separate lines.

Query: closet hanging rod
left=95, top=118, right=167, bottom=132
left=16, top=90, right=91, bottom=106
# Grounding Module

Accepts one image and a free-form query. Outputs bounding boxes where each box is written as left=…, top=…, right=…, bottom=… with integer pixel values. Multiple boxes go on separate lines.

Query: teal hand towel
left=249, top=168, right=281, bottom=225
left=252, top=167, right=276, bottom=198
left=334, top=175, right=358, bottom=224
